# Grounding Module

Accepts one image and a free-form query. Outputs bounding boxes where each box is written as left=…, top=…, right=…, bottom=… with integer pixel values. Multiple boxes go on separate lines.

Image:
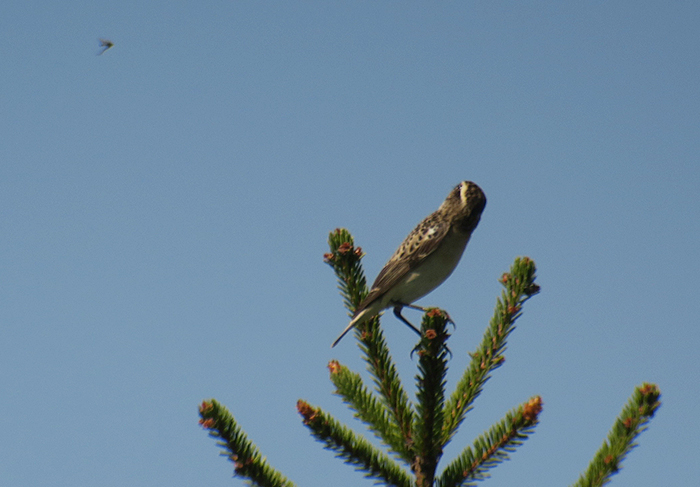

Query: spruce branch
left=328, top=360, right=411, bottom=463
left=442, top=257, right=539, bottom=446
left=437, top=396, right=543, bottom=487
left=297, top=400, right=413, bottom=487
left=324, top=228, right=368, bottom=315
left=571, top=383, right=661, bottom=487
left=199, top=229, right=662, bottom=487
left=412, top=309, right=452, bottom=487
left=325, top=228, right=416, bottom=458
left=198, top=400, right=296, bottom=487
left=359, top=315, right=416, bottom=457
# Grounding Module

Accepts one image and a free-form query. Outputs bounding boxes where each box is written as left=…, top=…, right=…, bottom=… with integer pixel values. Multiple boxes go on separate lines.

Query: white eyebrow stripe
left=459, top=182, right=468, bottom=204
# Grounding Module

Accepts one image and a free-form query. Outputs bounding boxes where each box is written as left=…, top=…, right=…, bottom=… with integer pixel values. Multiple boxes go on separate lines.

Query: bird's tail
left=331, top=308, right=370, bottom=348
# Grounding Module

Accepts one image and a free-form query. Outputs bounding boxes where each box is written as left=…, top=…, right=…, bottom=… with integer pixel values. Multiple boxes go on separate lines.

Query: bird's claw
left=444, top=311, right=456, bottom=330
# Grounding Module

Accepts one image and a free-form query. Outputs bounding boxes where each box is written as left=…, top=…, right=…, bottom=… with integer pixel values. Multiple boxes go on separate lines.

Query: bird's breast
left=386, top=230, right=469, bottom=306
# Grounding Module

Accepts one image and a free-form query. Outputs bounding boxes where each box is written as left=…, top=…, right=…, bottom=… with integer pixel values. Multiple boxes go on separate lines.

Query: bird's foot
left=410, top=342, right=452, bottom=360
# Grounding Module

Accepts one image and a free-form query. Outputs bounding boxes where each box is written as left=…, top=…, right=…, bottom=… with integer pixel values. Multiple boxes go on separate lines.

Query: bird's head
left=441, top=181, right=487, bottom=232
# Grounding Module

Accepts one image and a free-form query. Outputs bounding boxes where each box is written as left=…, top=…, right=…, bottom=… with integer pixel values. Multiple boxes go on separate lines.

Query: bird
left=331, top=181, right=486, bottom=348
left=98, top=38, right=114, bottom=55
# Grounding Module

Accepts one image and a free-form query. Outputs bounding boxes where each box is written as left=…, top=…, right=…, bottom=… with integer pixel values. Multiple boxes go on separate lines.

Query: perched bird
left=331, top=181, right=486, bottom=348
left=98, top=38, right=114, bottom=55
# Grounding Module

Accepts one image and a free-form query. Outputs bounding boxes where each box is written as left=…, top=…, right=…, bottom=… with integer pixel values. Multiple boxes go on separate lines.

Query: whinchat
left=331, top=181, right=486, bottom=347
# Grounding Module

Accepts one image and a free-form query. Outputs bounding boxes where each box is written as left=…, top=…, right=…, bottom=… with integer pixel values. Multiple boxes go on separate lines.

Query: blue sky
left=1, top=2, right=698, bottom=486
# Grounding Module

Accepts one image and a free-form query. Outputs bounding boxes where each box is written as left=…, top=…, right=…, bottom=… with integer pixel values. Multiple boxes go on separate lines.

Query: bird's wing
left=355, top=214, right=449, bottom=313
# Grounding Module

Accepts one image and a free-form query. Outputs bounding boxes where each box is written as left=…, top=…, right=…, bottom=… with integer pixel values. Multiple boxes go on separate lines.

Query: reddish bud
left=297, top=400, right=318, bottom=424
left=522, top=396, right=543, bottom=423
left=328, top=360, right=341, bottom=374
left=427, top=308, right=442, bottom=318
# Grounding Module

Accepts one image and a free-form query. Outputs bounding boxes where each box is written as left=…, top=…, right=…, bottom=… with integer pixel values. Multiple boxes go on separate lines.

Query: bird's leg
left=393, top=305, right=422, bottom=336
left=395, top=303, right=454, bottom=359
left=394, top=303, right=453, bottom=359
